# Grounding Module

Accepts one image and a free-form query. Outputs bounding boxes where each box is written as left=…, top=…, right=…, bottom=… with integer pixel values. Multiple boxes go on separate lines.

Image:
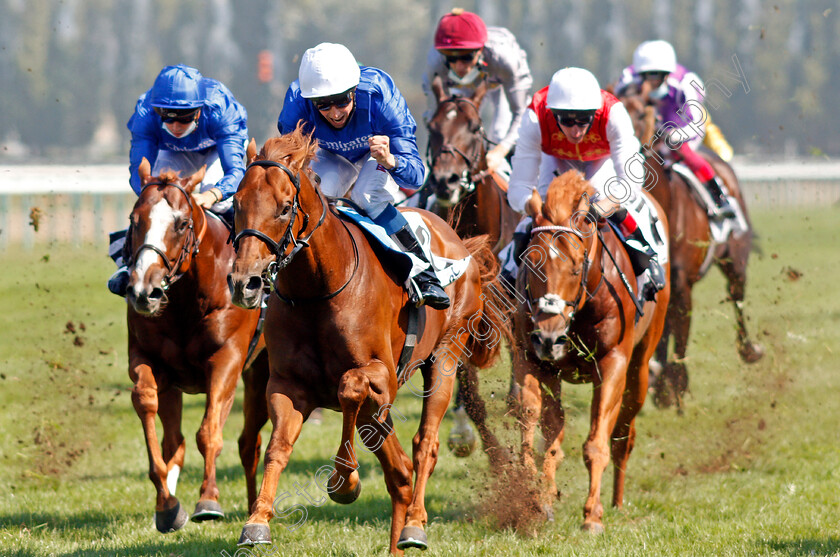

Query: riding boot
left=705, top=176, right=736, bottom=219
left=624, top=228, right=666, bottom=302
left=391, top=225, right=451, bottom=310
left=107, top=265, right=130, bottom=297
left=499, top=226, right=531, bottom=286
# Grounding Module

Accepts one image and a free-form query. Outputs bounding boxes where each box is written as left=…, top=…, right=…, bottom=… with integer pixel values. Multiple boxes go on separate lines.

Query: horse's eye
left=279, top=202, right=292, bottom=217
left=177, top=219, right=189, bottom=232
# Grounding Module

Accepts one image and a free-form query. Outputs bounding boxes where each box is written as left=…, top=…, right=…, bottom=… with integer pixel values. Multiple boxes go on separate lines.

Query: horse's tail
left=461, top=235, right=515, bottom=369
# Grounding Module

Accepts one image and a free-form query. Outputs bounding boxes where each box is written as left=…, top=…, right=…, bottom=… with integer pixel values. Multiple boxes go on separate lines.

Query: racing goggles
left=312, top=90, right=355, bottom=112
left=444, top=51, right=479, bottom=64
left=640, top=71, right=669, bottom=81
left=154, top=107, right=201, bottom=124
left=552, top=110, right=595, bottom=128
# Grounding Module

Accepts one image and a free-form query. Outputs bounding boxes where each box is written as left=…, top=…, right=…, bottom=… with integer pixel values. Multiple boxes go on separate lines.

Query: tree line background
left=0, top=0, right=836, bottom=163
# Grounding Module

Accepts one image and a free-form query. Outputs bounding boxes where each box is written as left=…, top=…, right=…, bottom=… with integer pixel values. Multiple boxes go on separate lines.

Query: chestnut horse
left=618, top=88, right=763, bottom=410
left=227, top=126, right=509, bottom=554
left=425, top=75, right=517, bottom=254
left=511, top=171, right=669, bottom=532
left=125, top=159, right=269, bottom=532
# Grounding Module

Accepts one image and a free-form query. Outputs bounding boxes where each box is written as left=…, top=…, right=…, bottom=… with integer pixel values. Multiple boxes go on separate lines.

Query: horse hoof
left=238, top=523, right=271, bottom=546
left=328, top=477, right=361, bottom=505
left=581, top=521, right=605, bottom=535
left=155, top=501, right=188, bottom=533
left=397, top=525, right=428, bottom=550
left=191, top=500, right=225, bottom=522
left=740, top=342, right=764, bottom=363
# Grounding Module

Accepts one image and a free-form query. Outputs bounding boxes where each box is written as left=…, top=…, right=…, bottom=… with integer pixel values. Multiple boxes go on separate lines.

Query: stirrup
left=410, top=272, right=450, bottom=310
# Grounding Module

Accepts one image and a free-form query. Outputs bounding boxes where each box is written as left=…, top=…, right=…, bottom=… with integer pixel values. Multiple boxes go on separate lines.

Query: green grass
left=1, top=208, right=839, bottom=556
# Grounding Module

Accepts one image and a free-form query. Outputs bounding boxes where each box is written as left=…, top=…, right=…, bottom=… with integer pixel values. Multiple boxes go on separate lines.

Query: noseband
left=427, top=97, right=487, bottom=195
left=127, top=180, right=206, bottom=292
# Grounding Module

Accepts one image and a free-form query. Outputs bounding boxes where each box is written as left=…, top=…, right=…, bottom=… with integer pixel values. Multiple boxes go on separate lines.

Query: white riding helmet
left=546, top=67, right=603, bottom=111
left=298, top=43, right=361, bottom=99
left=633, top=40, right=677, bottom=73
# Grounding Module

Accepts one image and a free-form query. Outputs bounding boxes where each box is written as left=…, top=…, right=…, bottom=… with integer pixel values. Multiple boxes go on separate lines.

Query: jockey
left=108, top=64, right=248, bottom=296
left=278, top=42, right=449, bottom=310
left=506, top=67, right=666, bottom=301
left=615, top=40, right=736, bottom=219
left=422, top=8, right=533, bottom=177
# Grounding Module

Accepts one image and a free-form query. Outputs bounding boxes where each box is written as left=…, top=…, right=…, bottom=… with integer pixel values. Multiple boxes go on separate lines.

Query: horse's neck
left=277, top=197, right=355, bottom=298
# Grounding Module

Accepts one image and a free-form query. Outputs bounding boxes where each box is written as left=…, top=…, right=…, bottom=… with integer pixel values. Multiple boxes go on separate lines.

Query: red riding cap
left=434, top=9, right=488, bottom=50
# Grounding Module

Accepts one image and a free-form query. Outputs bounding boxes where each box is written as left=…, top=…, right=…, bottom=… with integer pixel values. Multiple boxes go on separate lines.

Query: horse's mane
left=258, top=122, right=318, bottom=173
left=148, top=170, right=181, bottom=185
left=542, top=170, right=595, bottom=225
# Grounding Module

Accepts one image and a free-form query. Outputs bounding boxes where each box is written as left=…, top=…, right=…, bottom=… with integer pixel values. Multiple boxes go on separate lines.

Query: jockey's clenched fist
left=369, top=135, right=396, bottom=169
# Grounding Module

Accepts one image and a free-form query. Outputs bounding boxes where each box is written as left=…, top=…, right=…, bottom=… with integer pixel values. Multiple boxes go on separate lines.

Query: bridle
left=426, top=96, right=489, bottom=198
left=521, top=224, right=603, bottom=331
left=232, top=159, right=358, bottom=306
left=126, top=180, right=207, bottom=292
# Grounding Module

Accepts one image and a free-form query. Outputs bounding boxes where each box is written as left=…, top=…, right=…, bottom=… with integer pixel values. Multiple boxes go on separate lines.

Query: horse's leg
left=192, top=353, right=243, bottom=521
left=718, top=248, right=764, bottom=363
left=324, top=367, right=375, bottom=505
left=581, top=352, right=628, bottom=533
left=130, top=360, right=188, bottom=533
left=453, top=362, right=508, bottom=465
left=611, top=340, right=654, bottom=508
left=239, top=378, right=309, bottom=545
left=515, top=360, right=543, bottom=480
left=657, top=270, right=691, bottom=411
left=446, top=366, right=478, bottom=458
left=158, top=388, right=186, bottom=497
left=239, top=350, right=270, bottom=513
left=538, top=374, right=565, bottom=515
left=397, top=351, right=458, bottom=552
left=357, top=413, right=413, bottom=555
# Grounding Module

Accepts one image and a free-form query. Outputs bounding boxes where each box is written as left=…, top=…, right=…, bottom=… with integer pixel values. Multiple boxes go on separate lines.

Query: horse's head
left=615, top=81, right=658, bottom=148
left=125, top=158, right=206, bottom=316
left=228, top=126, right=320, bottom=309
left=426, top=75, right=488, bottom=207
left=520, top=171, right=596, bottom=361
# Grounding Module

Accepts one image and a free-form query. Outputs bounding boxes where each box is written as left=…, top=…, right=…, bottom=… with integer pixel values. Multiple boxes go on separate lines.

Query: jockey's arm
left=507, top=109, right=543, bottom=214
left=605, top=103, right=643, bottom=212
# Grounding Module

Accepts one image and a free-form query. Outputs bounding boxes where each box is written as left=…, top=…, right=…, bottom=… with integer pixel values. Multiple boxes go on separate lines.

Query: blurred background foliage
left=0, top=0, right=836, bottom=162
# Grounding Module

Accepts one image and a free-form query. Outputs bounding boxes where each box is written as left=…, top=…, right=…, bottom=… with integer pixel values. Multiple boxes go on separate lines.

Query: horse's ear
left=471, top=78, right=488, bottom=107
left=246, top=138, right=257, bottom=164
left=431, top=74, right=447, bottom=104
left=185, top=165, right=206, bottom=193
left=604, top=82, right=616, bottom=95
left=139, top=157, right=151, bottom=185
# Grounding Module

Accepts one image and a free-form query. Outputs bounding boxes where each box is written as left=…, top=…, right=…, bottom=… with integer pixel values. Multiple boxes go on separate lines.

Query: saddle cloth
left=334, top=206, right=471, bottom=287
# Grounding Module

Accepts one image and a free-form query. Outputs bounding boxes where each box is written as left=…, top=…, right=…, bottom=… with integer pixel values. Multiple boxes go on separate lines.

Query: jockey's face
left=553, top=111, right=594, bottom=144
left=156, top=108, right=201, bottom=138
left=441, top=49, right=481, bottom=79
left=640, top=71, right=668, bottom=89
left=313, top=90, right=355, bottom=129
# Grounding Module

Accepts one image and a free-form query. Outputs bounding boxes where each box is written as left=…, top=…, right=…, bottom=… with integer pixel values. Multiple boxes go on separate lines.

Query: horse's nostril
left=554, top=336, right=568, bottom=346
left=148, top=288, right=164, bottom=301
left=446, top=173, right=461, bottom=185
left=246, top=275, right=263, bottom=292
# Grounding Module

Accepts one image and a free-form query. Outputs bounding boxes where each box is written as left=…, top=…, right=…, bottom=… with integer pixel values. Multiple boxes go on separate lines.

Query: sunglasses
left=553, top=112, right=594, bottom=128
left=444, top=52, right=478, bottom=64
left=312, top=91, right=354, bottom=112
left=154, top=107, right=200, bottom=124
left=640, top=71, right=669, bottom=81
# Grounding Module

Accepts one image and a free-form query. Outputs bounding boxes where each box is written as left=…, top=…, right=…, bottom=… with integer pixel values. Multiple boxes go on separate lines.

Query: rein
left=233, top=159, right=358, bottom=306
left=128, top=179, right=207, bottom=292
